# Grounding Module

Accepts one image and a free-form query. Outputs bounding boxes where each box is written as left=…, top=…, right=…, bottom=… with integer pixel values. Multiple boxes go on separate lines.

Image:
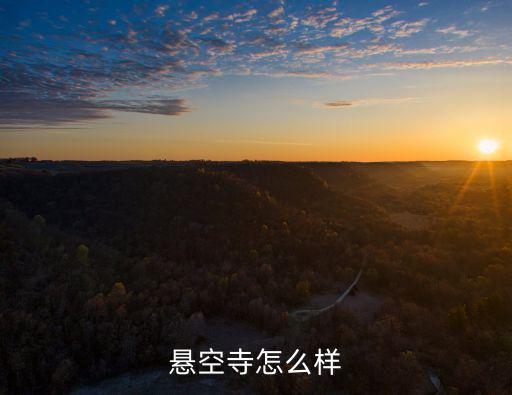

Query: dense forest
left=1, top=159, right=512, bottom=394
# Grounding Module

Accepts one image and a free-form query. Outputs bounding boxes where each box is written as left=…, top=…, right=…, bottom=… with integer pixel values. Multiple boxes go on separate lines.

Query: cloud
left=330, top=6, right=402, bottom=38
left=301, top=7, right=340, bottom=28
left=185, top=11, right=198, bottom=21
left=98, top=99, right=190, bottom=116
left=267, top=71, right=353, bottom=79
left=250, top=49, right=288, bottom=59
left=344, top=43, right=397, bottom=58
left=317, top=97, right=417, bottom=108
left=388, top=19, right=429, bottom=38
left=198, top=37, right=236, bottom=53
left=2, top=0, right=508, bottom=128
left=320, top=100, right=353, bottom=108
left=480, top=2, right=491, bottom=12
left=268, top=6, right=284, bottom=18
left=225, top=9, right=257, bottom=22
left=330, top=17, right=372, bottom=38
left=0, top=94, right=189, bottom=126
left=365, top=58, right=506, bottom=70
left=436, top=25, right=471, bottom=38
left=242, top=33, right=284, bottom=48
left=394, top=45, right=478, bottom=56
left=295, top=42, right=349, bottom=55
left=0, top=96, right=108, bottom=126
left=203, top=12, right=219, bottom=22
left=0, top=126, right=88, bottom=131
left=371, top=6, right=402, bottom=23
left=235, top=9, right=258, bottom=23
left=155, top=5, right=169, bottom=17
left=0, top=60, right=190, bottom=126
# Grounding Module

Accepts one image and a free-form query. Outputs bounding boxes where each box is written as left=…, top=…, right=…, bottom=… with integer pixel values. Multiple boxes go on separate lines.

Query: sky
left=1, top=0, right=511, bottom=161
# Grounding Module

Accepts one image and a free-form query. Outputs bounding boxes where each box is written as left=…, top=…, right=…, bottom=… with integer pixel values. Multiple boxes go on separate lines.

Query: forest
left=1, top=159, right=512, bottom=394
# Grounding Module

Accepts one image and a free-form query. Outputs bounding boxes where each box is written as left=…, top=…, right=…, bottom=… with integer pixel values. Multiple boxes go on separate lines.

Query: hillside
left=1, top=161, right=512, bottom=394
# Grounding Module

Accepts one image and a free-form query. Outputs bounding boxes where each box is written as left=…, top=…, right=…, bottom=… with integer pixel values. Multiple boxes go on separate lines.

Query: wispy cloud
left=389, top=19, right=429, bottom=38
left=315, top=97, right=418, bottom=109
left=250, top=49, right=288, bottom=59
left=265, top=71, right=354, bottom=80
left=436, top=25, right=472, bottom=38
left=330, top=5, right=401, bottom=38
left=394, top=45, right=479, bottom=56
left=154, top=5, right=169, bottom=17
left=480, top=1, right=491, bottom=12
left=295, top=42, right=349, bottom=56
left=268, top=6, right=284, bottom=18
left=0, top=94, right=189, bottom=126
left=364, top=58, right=507, bottom=70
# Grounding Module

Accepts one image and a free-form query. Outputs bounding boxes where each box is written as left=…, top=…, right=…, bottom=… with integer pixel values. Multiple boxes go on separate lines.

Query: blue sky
left=1, top=0, right=511, bottom=160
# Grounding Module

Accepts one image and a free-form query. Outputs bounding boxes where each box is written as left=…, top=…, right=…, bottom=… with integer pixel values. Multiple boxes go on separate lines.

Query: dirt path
left=291, top=254, right=367, bottom=321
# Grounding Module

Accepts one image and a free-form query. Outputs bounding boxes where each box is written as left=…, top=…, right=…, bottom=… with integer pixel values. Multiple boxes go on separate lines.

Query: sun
left=478, top=139, right=500, bottom=155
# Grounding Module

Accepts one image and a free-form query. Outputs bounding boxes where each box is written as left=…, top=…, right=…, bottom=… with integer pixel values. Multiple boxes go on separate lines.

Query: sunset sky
left=1, top=0, right=511, bottom=161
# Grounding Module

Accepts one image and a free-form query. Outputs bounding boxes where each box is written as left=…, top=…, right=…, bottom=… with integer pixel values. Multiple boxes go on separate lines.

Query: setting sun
left=478, top=139, right=500, bottom=155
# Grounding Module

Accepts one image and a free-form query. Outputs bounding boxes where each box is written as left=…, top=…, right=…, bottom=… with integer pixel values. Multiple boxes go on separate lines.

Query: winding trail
left=291, top=254, right=367, bottom=322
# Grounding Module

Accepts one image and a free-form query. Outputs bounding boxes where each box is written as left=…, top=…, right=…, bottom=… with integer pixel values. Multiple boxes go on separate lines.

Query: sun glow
left=478, top=139, right=500, bottom=155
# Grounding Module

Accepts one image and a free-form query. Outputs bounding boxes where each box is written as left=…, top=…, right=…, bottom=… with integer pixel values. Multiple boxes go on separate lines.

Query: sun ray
left=450, top=161, right=482, bottom=214
left=486, top=160, right=501, bottom=219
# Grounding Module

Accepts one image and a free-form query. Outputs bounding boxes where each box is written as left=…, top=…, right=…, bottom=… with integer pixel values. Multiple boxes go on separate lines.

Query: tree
left=32, top=214, right=46, bottom=227
left=108, top=282, right=127, bottom=306
left=51, top=359, right=75, bottom=392
left=75, top=244, right=89, bottom=265
left=448, top=304, right=469, bottom=332
left=295, top=280, right=311, bottom=302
